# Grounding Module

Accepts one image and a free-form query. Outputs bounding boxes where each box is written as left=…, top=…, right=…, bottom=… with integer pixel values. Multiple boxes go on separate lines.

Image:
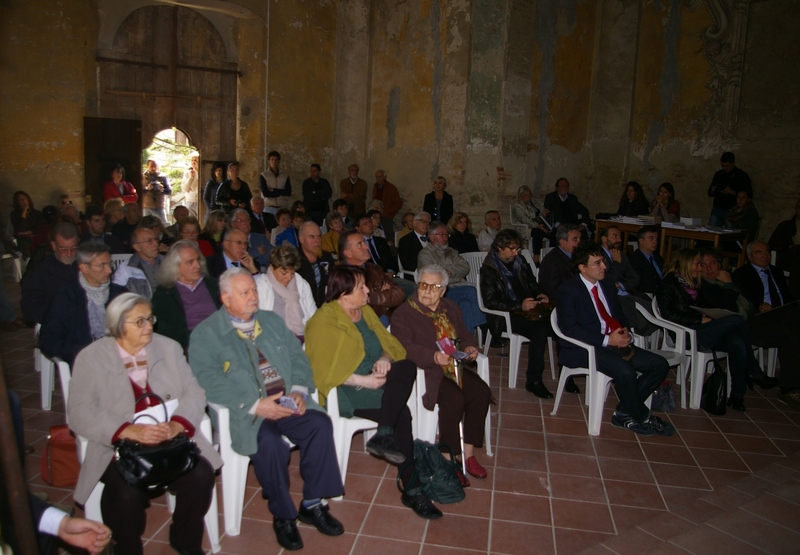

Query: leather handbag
left=700, top=351, right=727, bottom=416
left=113, top=393, right=199, bottom=491
left=40, top=424, right=80, bottom=488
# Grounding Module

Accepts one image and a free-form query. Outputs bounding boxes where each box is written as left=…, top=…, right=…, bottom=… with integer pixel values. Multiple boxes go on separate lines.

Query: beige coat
left=68, top=334, right=222, bottom=504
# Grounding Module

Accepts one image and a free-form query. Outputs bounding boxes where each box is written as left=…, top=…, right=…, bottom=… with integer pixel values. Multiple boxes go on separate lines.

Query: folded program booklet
left=689, top=306, right=739, bottom=319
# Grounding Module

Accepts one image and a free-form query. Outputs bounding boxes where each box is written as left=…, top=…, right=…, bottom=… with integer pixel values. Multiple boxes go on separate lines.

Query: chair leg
left=483, top=330, right=493, bottom=356
left=220, top=456, right=248, bottom=536
left=547, top=337, right=556, bottom=381
left=689, top=358, right=703, bottom=410
left=507, top=336, right=521, bottom=389
left=205, top=484, right=222, bottom=552
left=587, top=374, right=609, bottom=436
left=40, top=359, right=54, bottom=410
left=336, top=430, right=353, bottom=488
left=550, top=371, right=570, bottom=416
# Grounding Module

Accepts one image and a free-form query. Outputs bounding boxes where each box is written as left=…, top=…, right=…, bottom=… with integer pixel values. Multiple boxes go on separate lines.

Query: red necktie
left=591, top=285, right=621, bottom=335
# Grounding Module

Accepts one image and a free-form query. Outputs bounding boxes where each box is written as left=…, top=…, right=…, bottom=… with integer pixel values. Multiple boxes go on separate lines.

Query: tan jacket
left=68, top=334, right=222, bottom=504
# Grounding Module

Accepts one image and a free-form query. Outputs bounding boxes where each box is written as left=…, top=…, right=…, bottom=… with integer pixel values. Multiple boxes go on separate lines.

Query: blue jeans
left=708, top=207, right=731, bottom=228
left=446, top=284, right=487, bottom=332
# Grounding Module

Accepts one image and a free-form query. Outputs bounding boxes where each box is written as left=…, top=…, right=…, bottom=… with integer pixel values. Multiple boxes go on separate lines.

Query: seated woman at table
left=649, top=182, right=681, bottom=223
left=255, top=244, right=317, bottom=340
left=67, top=293, right=221, bottom=555
left=305, top=266, right=442, bottom=520
left=510, top=185, right=549, bottom=258
left=726, top=190, right=760, bottom=242
left=617, top=181, right=650, bottom=217
left=447, top=212, right=480, bottom=254
left=391, top=265, right=491, bottom=482
left=656, top=248, right=778, bottom=412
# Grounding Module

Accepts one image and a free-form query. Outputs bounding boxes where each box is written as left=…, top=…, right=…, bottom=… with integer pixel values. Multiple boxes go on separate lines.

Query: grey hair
left=157, top=241, right=209, bottom=287
left=555, top=223, right=580, bottom=244
left=105, top=293, right=151, bottom=338
left=219, top=267, right=254, bottom=295
left=414, top=211, right=431, bottom=221
left=746, top=240, right=768, bottom=259
left=368, top=199, right=384, bottom=211
left=417, top=264, right=450, bottom=289
left=76, top=241, right=111, bottom=265
left=484, top=210, right=499, bottom=222
left=123, top=202, right=139, bottom=214
left=426, top=221, right=448, bottom=237
left=230, top=208, right=250, bottom=222
left=517, top=185, right=532, bottom=198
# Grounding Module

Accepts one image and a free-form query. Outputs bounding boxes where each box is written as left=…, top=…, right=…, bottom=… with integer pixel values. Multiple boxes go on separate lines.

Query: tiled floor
left=3, top=268, right=800, bottom=554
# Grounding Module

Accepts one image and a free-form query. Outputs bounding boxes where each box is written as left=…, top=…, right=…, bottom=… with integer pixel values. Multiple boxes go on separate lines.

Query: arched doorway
left=143, top=128, right=199, bottom=223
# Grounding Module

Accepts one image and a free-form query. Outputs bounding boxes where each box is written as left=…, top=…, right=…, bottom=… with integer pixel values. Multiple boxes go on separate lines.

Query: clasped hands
left=119, top=421, right=185, bottom=445
left=607, top=327, right=632, bottom=348
left=521, top=294, right=550, bottom=312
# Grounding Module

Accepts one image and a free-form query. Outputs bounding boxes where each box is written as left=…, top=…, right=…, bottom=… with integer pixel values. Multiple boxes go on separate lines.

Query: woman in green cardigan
left=305, top=266, right=442, bottom=520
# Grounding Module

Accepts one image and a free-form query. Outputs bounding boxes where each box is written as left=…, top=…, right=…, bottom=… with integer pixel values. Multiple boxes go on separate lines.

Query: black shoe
left=611, top=412, right=657, bottom=436
left=490, top=338, right=508, bottom=349
left=401, top=490, right=443, bottom=520
left=746, top=373, right=779, bottom=391
left=727, top=395, right=746, bottom=412
left=525, top=381, right=554, bottom=399
left=297, top=503, right=344, bottom=536
left=366, top=433, right=406, bottom=465
left=273, top=518, right=303, bottom=551
left=643, top=415, right=676, bottom=437
left=564, top=377, right=580, bottom=394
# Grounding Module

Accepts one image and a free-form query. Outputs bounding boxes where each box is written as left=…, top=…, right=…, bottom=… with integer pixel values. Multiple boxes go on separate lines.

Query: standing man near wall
left=302, top=164, right=332, bottom=226
left=260, top=151, right=292, bottom=215
left=339, top=164, right=367, bottom=216
left=707, top=152, right=752, bottom=228
left=372, top=169, right=402, bottom=221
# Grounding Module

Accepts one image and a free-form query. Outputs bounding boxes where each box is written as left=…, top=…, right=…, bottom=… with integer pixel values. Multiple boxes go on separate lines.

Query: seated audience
left=539, top=223, right=581, bottom=302
left=229, top=207, right=272, bottom=270
left=39, top=242, right=126, bottom=366
left=417, top=221, right=487, bottom=333
left=103, top=197, right=125, bottom=231
left=190, top=269, right=344, bottom=550
left=368, top=208, right=385, bottom=239
left=511, top=185, right=550, bottom=258
left=275, top=210, right=306, bottom=248
left=558, top=243, right=674, bottom=436
left=69, top=293, right=220, bottom=555
left=396, top=212, right=415, bottom=243
left=20, top=222, right=79, bottom=324
left=177, top=216, right=215, bottom=256
left=255, top=245, right=317, bottom=339
left=80, top=206, right=125, bottom=254
left=332, top=198, right=353, bottom=229
left=544, top=178, right=591, bottom=242
left=112, top=227, right=163, bottom=299
left=249, top=195, right=275, bottom=234
left=356, top=212, right=398, bottom=273
left=111, top=202, right=142, bottom=252
left=151, top=241, right=221, bottom=351
left=480, top=229, right=553, bottom=398
left=10, top=190, right=44, bottom=257
left=448, top=212, right=479, bottom=254
left=270, top=208, right=292, bottom=246
left=298, top=221, right=335, bottom=308
left=398, top=212, right=431, bottom=272
left=649, top=182, right=681, bottom=223
left=165, top=205, right=189, bottom=239
left=616, top=181, right=649, bottom=217
left=628, top=225, right=665, bottom=295
left=199, top=209, right=228, bottom=254
left=656, top=248, right=777, bottom=413
left=321, top=211, right=343, bottom=256
left=477, top=210, right=501, bottom=252
left=305, top=265, right=441, bottom=519
left=392, top=264, right=491, bottom=482
left=726, top=189, right=760, bottom=242
left=138, top=215, right=174, bottom=254
left=423, top=176, right=454, bottom=225
left=102, top=165, right=138, bottom=204
left=339, top=164, right=367, bottom=215
left=207, top=228, right=260, bottom=278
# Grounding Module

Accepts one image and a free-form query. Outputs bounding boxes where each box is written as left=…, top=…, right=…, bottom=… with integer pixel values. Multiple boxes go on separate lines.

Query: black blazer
left=422, top=191, right=454, bottom=225
left=556, top=275, right=629, bottom=368
left=398, top=233, right=424, bottom=272
left=372, top=235, right=398, bottom=273
left=298, top=251, right=335, bottom=308
left=538, top=247, right=573, bottom=301
left=732, top=263, right=794, bottom=309
left=629, top=249, right=665, bottom=295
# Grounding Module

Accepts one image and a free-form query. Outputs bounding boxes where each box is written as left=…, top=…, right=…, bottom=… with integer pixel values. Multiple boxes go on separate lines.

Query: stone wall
left=1, top=0, right=797, bottom=241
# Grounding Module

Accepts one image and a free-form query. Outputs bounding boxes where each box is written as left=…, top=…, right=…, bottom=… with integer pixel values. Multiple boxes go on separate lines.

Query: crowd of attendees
left=3, top=149, right=800, bottom=553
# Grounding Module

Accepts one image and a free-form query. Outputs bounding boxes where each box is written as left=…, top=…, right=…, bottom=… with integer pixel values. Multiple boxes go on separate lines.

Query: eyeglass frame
left=124, top=315, right=157, bottom=328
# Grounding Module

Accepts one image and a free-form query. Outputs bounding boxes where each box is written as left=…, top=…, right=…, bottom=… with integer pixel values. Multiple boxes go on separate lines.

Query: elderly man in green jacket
left=188, top=268, right=344, bottom=551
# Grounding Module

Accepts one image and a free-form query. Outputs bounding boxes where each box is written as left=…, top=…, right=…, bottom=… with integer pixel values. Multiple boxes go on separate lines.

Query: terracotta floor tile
left=593, top=438, right=646, bottom=461
left=545, top=433, right=596, bottom=456
left=678, top=429, right=732, bottom=451
left=738, top=451, right=788, bottom=473
left=549, top=474, right=608, bottom=504
left=598, top=457, right=655, bottom=484
left=699, top=485, right=755, bottom=511
left=499, top=399, right=541, bottom=416
left=500, top=412, right=544, bottom=432
left=360, top=504, right=427, bottom=542
left=545, top=417, right=595, bottom=436
left=548, top=404, right=588, bottom=421
left=746, top=408, right=796, bottom=425
left=490, top=520, right=555, bottom=555
left=640, top=444, right=696, bottom=466
left=421, top=545, right=485, bottom=554
left=492, top=467, right=551, bottom=497
left=753, top=461, right=799, bottom=484
left=601, top=526, right=664, bottom=555
left=725, top=434, right=783, bottom=455
left=688, top=447, right=748, bottom=471
left=770, top=478, right=800, bottom=504
left=666, top=414, right=720, bottom=433
left=444, top=487, right=492, bottom=518
left=702, top=468, right=751, bottom=489
left=609, top=505, right=668, bottom=534
left=712, top=419, right=766, bottom=436
left=497, top=428, right=546, bottom=450
left=740, top=492, right=800, bottom=532
left=547, top=451, right=602, bottom=478
left=759, top=422, right=800, bottom=441
left=725, top=473, right=777, bottom=497
left=494, top=445, right=548, bottom=472
left=604, top=480, right=666, bottom=510
left=658, top=486, right=709, bottom=511
left=551, top=498, right=614, bottom=533
left=554, top=528, right=614, bottom=554
left=351, top=535, right=421, bottom=555
left=424, top=514, right=490, bottom=551
left=649, top=463, right=712, bottom=490
left=492, top=491, right=552, bottom=525
left=339, top=474, right=383, bottom=504
left=635, top=511, right=695, bottom=541
left=668, top=524, right=765, bottom=555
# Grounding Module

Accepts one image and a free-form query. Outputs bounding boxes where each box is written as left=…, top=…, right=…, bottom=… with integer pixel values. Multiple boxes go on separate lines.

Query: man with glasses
left=557, top=243, right=673, bottom=436
left=207, top=228, right=260, bottom=278
left=39, top=242, right=127, bottom=366
left=417, top=221, right=487, bottom=333
left=480, top=229, right=555, bottom=398
left=398, top=211, right=431, bottom=273
left=21, top=222, right=81, bottom=324
left=112, top=227, right=164, bottom=299
left=229, top=207, right=272, bottom=269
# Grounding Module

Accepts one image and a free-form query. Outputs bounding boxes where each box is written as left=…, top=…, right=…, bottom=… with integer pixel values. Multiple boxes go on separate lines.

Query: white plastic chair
left=110, top=253, right=133, bottom=272
left=549, top=309, right=613, bottom=436
left=34, top=324, right=56, bottom=410
left=508, top=206, right=533, bottom=252
left=397, top=255, right=414, bottom=281
left=325, top=387, right=378, bottom=485
left=2, top=250, right=23, bottom=281
left=651, top=297, right=727, bottom=410
left=414, top=354, right=493, bottom=456
left=462, top=252, right=487, bottom=286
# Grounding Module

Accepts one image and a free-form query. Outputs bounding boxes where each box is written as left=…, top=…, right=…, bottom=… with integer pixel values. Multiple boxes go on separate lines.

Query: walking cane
left=452, top=351, right=467, bottom=477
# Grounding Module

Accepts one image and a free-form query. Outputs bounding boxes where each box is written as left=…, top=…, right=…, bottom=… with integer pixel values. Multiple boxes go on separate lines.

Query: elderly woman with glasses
left=255, top=244, right=317, bottom=340
left=391, top=265, right=491, bottom=483
left=68, top=293, right=222, bottom=555
left=305, top=266, right=442, bottom=520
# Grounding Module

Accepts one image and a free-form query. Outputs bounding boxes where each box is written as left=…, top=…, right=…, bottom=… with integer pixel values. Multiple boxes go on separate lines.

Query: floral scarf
left=408, top=298, right=461, bottom=386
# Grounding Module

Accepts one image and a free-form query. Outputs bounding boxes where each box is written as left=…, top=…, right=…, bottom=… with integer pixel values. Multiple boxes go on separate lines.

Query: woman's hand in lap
left=372, top=357, right=391, bottom=376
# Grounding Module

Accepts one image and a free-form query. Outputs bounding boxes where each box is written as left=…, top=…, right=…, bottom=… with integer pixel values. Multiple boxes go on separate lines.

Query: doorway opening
left=142, top=128, right=199, bottom=224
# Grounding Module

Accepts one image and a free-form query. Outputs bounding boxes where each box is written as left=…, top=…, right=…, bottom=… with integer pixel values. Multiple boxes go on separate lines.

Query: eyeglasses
left=432, top=232, right=448, bottom=237
left=502, top=246, right=520, bottom=253
left=418, top=282, right=443, bottom=292
left=585, top=260, right=605, bottom=268
left=225, top=240, right=248, bottom=247
left=89, top=262, right=112, bottom=270
left=416, top=219, right=431, bottom=224
left=125, top=315, right=156, bottom=328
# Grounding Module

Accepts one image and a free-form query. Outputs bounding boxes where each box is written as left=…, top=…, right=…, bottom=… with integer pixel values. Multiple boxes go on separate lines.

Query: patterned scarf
left=490, top=250, right=523, bottom=301
left=408, top=298, right=461, bottom=386
left=79, top=273, right=110, bottom=340
left=676, top=273, right=699, bottom=301
left=266, top=267, right=304, bottom=336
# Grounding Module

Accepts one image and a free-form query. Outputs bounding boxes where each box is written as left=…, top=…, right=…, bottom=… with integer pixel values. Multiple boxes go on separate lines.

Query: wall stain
left=386, top=86, right=401, bottom=149
left=430, top=0, right=442, bottom=179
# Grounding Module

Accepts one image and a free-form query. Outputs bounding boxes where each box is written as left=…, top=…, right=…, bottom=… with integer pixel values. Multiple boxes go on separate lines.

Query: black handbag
left=700, top=351, right=727, bottom=416
left=113, top=393, right=200, bottom=491
left=651, top=380, right=676, bottom=412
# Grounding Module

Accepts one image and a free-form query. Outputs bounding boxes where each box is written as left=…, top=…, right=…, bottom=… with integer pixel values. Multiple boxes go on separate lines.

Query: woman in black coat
left=422, top=176, right=454, bottom=225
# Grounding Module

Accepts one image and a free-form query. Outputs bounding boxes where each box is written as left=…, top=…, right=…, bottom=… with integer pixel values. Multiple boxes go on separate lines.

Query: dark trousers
left=748, top=304, right=800, bottom=390
left=100, top=457, right=215, bottom=555
left=530, top=228, right=547, bottom=255
left=596, top=345, right=669, bottom=422
left=692, top=314, right=758, bottom=397
left=436, top=370, right=491, bottom=456
left=353, top=359, right=417, bottom=487
left=509, top=316, right=550, bottom=384
left=250, top=410, right=343, bottom=520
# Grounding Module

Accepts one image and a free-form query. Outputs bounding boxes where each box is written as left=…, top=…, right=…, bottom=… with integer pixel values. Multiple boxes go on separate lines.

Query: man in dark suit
left=297, top=221, right=335, bottom=308
left=80, top=206, right=125, bottom=253
left=543, top=177, right=591, bottom=242
left=539, top=223, right=581, bottom=301
left=557, top=243, right=673, bottom=436
left=732, top=241, right=800, bottom=407
left=249, top=195, right=278, bottom=234
left=207, top=229, right=261, bottom=278
left=356, top=213, right=398, bottom=273
left=629, top=225, right=665, bottom=296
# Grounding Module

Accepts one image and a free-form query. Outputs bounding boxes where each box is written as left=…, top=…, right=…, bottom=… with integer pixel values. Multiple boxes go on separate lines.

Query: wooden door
left=83, top=117, right=142, bottom=208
